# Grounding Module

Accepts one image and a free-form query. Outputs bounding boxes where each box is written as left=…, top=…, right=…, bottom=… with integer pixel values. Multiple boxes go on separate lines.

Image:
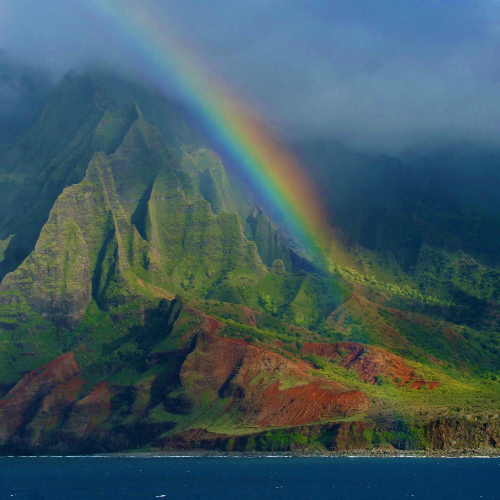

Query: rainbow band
left=90, top=0, right=331, bottom=264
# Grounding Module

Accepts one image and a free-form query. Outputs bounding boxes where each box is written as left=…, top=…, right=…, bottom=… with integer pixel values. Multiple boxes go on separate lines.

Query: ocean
left=0, top=456, right=499, bottom=499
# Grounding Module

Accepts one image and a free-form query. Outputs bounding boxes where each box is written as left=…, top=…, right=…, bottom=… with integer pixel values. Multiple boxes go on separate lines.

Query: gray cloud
left=2, top=0, right=500, bottom=152
left=0, top=51, right=52, bottom=142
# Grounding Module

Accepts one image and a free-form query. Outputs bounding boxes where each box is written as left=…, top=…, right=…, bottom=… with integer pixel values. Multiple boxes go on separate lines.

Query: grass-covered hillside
left=0, top=70, right=499, bottom=454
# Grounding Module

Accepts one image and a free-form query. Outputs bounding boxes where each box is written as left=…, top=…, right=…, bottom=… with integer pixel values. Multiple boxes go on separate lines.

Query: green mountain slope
left=295, top=139, right=500, bottom=306
left=0, top=72, right=138, bottom=282
left=0, top=70, right=499, bottom=454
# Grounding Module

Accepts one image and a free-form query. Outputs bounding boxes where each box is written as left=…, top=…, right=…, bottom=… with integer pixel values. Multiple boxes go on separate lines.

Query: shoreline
left=102, top=449, right=500, bottom=458
left=3, top=449, right=499, bottom=459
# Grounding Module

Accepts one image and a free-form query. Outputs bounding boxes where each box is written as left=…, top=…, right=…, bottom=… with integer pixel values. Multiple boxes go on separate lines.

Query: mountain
left=0, top=70, right=499, bottom=455
left=295, top=138, right=500, bottom=302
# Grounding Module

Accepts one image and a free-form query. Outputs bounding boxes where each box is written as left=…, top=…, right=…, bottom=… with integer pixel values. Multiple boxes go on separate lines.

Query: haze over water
left=1, top=457, right=499, bottom=499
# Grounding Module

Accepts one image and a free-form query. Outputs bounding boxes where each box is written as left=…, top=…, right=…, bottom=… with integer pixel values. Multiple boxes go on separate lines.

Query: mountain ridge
left=0, top=69, right=499, bottom=454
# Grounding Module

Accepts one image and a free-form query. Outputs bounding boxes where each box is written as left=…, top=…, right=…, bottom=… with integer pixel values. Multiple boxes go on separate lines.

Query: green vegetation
left=331, top=263, right=450, bottom=306
left=256, top=431, right=309, bottom=451
left=0, top=70, right=499, bottom=453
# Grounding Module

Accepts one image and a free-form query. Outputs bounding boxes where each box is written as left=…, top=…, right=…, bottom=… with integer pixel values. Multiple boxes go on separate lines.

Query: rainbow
left=90, top=0, right=332, bottom=265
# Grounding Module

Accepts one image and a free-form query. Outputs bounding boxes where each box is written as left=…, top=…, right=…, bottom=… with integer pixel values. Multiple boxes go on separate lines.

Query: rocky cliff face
left=0, top=90, right=265, bottom=329
left=159, top=418, right=500, bottom=453
left=247, top=205, right=318, bottom=273
left=0, top=72, right=138, bottom=283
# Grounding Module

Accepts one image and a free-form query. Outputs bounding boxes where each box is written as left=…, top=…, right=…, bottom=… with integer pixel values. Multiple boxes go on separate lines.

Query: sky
left=2, top=0, right=500, bottom=152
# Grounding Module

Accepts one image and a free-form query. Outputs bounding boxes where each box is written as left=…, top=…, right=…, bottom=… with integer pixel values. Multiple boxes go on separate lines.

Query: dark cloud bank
left=2, top=0, right=500, bottom=153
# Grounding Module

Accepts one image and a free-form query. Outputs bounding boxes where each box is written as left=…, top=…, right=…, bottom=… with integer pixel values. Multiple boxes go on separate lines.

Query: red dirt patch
left=0, top=352, right=80, bottom=444
left=303, top=341, right=439, bottom=390
left=61, top=381, right=111, bottom=439
left=180, top=328, right=370, bottom=426
left=22, top=377, right=86, bottom=447
left=253, top=380, right=368, bottom=426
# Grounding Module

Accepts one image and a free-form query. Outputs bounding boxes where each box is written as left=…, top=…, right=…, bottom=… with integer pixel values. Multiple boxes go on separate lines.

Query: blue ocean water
left=0, top=456, right=499, bottom=499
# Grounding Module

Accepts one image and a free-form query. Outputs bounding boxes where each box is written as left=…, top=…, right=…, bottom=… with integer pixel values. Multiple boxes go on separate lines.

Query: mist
left=2, top=0, right=500, bottom=153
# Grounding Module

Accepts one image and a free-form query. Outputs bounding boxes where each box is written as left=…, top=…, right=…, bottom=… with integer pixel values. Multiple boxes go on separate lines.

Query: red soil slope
left=60, top=381, right=111, bottom=439
left=0, top=352, right=79, bottom=444
left=181, top=325, right=370, bottom=426
left=303, top=341, right=438, bottom=389
left=0, top=310, right=373, bottom=450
